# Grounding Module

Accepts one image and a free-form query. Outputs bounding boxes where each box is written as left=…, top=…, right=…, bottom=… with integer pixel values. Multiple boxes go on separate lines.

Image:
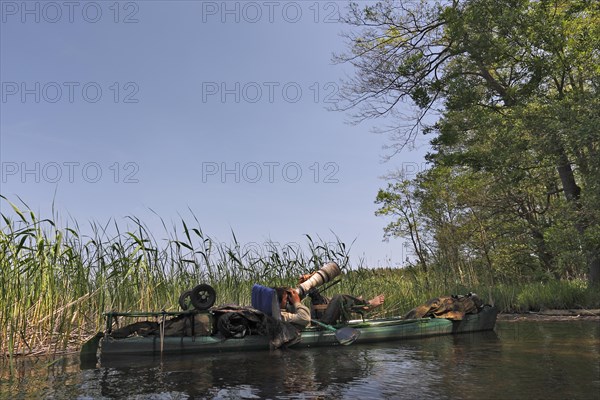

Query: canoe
left=87, top=305, right=497, bottom=359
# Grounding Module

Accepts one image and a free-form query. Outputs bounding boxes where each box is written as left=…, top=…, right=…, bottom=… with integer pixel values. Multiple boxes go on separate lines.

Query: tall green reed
left=0, top=196, right=354, bottom=356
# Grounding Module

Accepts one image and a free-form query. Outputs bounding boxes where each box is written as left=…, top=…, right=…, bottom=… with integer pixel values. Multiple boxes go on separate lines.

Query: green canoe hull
left=95, top=306, right=498, bottom=358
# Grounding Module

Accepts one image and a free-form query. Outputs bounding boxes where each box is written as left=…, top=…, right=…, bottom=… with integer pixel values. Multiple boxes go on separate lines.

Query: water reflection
left=91, top=346, right=377, bottom=399
left=1, top=321, right=599, bottom=399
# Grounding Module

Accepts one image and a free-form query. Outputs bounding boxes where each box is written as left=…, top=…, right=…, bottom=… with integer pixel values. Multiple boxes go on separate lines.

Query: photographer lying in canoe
left=275, top=286, right=385, bottom=328
left=312, top=292, right=385, bottom=325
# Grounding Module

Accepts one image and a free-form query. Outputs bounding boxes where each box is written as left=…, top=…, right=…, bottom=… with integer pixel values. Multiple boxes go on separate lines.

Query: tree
left=375, top=180, right=431, bottom=275
left=338, top=0, right=600, bottom=284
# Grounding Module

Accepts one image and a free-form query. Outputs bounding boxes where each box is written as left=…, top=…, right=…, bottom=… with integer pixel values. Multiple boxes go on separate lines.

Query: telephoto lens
left=296, top=262, right=341, bottom=297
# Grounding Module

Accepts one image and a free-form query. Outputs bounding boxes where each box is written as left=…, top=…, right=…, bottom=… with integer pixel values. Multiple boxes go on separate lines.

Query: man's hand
left=288, top=289, right=301, bottom=305
left=298, top=273, right=314, bottom=284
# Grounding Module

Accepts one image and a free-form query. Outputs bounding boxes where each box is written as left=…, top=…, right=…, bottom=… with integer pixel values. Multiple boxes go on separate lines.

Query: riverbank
left=498, top=309, right=600, bottom=321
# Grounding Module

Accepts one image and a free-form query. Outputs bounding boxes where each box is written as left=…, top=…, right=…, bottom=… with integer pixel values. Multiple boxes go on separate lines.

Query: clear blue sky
left=0, top=1, right=428, bottom=267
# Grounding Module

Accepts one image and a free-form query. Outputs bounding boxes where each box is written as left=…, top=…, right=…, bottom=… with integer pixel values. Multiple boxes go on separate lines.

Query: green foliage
left=511, top=280, right=597, bottom=312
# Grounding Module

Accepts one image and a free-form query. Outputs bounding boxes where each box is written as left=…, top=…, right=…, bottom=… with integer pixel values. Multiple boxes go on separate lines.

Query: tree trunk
left=556, top=153, right=581, bottom=202
left=531, top=228, right=555, bottom=274
left=588, top=253, right=600, bottom=286
left=555, top=149, right=599, bottom=285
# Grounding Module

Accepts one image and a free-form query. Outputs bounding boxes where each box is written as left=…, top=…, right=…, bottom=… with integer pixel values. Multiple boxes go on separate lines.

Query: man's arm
left=280, top=290, right=311, bottom=328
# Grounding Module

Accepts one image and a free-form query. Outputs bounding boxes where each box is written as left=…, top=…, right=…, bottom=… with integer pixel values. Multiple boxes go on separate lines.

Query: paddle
left=311, top=319, right=361, bottom=346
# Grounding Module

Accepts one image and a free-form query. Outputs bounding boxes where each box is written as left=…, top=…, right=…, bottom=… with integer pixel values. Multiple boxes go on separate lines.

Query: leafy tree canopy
left=338, top=0, right=600, bottom=284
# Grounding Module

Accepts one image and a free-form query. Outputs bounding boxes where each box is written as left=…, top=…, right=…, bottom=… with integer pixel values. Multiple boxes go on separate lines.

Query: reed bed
left=1, top=196, right=598, bottom=359
left=0, top=197, right=353, bottom=358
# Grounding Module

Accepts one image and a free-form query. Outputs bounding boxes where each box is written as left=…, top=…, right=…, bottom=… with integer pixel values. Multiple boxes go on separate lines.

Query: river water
left=1, top=320, right=599, bottom=399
